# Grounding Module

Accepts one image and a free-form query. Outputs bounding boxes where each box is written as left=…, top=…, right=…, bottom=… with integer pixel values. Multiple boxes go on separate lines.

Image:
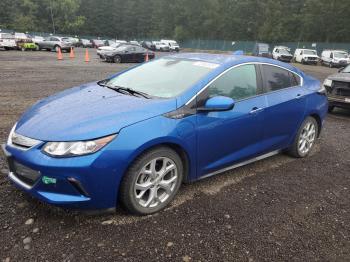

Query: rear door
left=196, top=64, right=267, bottom=177
left=260, top=64, right=306, bottom=151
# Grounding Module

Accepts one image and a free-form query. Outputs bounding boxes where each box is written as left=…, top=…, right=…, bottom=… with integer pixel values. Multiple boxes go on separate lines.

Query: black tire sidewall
left=119, top=147, right=183, bottom=215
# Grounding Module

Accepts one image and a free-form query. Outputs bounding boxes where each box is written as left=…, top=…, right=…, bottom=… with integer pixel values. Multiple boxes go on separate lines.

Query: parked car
left=129, top=40, right=140, bottom=46
left=91, top=39, right=105, bottom=48
left=79, top=39, right=93, bottom=48
left=2, top=54, right=327, bottom=215
left=153, top=41, right=170, bottom=51
left=272, top=46, right=293, bottom=62
left=16, top=39, right=37, bottom=51
left=161, top=40, right=180, bottom=52
left=293, top=49, right=319, bottom=65
left=0, top=33, right=17, bottom=50
left=323, top=64, right=350, bottom=112
left=14, top=32, right=30, bottom=41
left=62, top=37, right=79, bottom=47
left=141, top=41, right=156, bottom=51
left=97, top=42, right=124, bottom=57
left=101, top=45, right=155, bottom=63
left=253, top=43, right=272, bottom=58
left=104, top=40, right=116, bottom=46
left=321, top=50, right=350, bottom=68
left=35, top=36, right=73, bottom=52
left=115, top=40, right=128, bottom=45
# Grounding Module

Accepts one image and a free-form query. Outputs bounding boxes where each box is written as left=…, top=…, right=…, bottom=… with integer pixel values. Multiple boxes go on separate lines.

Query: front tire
left=119, top=147, right=183, bottom=215
left=113, top=55, right=122, bottom=63
left=288, top=117, right=318, bottom=158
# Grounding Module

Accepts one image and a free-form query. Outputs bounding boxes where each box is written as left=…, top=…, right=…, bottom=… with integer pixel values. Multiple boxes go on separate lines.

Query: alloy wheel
left=298, top=121, right=316, bottom=155
left=134, top=157, right=178, bottom=208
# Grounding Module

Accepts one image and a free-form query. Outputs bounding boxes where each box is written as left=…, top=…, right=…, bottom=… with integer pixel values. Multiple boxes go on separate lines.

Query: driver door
left=196, top=64, right=267, bottom=177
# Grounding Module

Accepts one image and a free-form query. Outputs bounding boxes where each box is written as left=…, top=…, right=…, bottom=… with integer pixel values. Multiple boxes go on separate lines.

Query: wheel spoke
left=159, top=176, right=177, bottom=194
left=145, top=188, right=158, bottom=207
left=159, top=163, right=176, bottom=179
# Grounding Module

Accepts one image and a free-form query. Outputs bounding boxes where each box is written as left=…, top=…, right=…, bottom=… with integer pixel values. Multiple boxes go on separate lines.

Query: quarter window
left=208, top=64, right=258, bottom=100
left=262, top=65, right=300, bottom=92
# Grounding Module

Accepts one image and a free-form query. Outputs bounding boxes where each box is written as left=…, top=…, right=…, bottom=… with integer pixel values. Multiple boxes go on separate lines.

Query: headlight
left=42, top=134, right=116, bottom=157
left=323, top=79, right=332, bottom=87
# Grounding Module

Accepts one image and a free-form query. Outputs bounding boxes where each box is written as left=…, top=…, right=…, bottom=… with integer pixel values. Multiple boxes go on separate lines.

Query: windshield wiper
left=114, top=87, right=151, bottom=99
left=97, top=81, right=150, bottom=99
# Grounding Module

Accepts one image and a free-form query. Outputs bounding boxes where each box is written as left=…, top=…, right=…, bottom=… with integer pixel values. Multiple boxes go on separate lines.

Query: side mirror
left=197, top=96, right=235, bottom=112
left=338, top=67, right=344, bottom=73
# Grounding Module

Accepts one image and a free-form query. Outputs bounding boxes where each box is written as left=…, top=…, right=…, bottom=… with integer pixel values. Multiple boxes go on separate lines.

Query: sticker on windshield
left=193, top=61, right=219, bottom=69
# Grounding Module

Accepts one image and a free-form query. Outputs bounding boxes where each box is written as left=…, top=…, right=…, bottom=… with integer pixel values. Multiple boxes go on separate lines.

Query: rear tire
left=288, top=117, right=318, bottom=158
left=119, top=147, right=183, bottom=215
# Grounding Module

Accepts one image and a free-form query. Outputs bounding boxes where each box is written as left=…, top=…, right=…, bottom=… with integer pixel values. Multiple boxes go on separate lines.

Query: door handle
left=249, top=107, right=264, bottom=114
left=295, top=94, right=302, bottom=99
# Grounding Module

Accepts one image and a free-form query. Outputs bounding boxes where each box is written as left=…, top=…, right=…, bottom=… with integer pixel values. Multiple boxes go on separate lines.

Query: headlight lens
left=42, top=134, right=116, bottom=157
left=323, top=79, right=332, bottom=87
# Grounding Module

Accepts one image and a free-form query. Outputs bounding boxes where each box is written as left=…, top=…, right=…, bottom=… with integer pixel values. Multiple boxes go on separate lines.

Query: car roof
left=162, top=53, right=303, bottom=75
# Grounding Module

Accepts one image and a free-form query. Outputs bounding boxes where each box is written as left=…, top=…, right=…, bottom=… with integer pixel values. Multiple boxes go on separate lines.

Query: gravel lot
left=0, top=48, right=349, bottom=262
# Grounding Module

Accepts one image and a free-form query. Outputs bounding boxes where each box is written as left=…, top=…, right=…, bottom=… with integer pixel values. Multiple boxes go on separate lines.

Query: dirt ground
left=0, top=48, right=349, bottom=262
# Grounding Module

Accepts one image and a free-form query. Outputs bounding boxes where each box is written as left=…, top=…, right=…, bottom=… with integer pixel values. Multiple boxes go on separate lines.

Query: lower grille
left=12, top=161, right=40, bottom=187
left=332, top=81, right=350, bottom=97
left=306, top=57, right=317, bottom=61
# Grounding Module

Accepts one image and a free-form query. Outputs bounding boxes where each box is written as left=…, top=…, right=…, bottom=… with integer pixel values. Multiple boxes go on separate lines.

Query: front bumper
left=328, top=95, right=350, bottom=109
left=1, top=143, right=120, bottom=210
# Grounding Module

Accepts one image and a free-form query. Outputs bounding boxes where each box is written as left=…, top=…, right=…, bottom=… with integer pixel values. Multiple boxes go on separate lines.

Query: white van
left=153, top=41, right=170, bottom=52
left=294, top=49, right=319, bottom=65
left=160, top=39, right=180, bottom=52
left=272, top=46, right=293, bottom=62
left=0, top=33, right=17, bottom=50
left=321, top=50, right=350, bottom=68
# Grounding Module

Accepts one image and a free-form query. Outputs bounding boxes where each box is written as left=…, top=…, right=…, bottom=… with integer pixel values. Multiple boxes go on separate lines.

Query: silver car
left=35, top=36, right=73, bottom=52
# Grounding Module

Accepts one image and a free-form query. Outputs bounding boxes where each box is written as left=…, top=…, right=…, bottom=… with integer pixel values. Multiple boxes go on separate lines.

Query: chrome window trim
left=185, top=62, right=304, bottom=105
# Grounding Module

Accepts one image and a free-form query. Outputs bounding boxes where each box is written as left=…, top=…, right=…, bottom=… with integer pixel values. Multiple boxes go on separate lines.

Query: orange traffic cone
left=85, top=48, right=90, bottom=63
left=57, top=47, right=63, bottom=60
left=145, top=52, right=149, bottom=62
left=69, top=47, right=75, bottom=59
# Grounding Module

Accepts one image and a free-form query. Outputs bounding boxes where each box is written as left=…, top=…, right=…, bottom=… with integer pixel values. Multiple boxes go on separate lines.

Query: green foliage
left=1, top=0, right=350, bottom=42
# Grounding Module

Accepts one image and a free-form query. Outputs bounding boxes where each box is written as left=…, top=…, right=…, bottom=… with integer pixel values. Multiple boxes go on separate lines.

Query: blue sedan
left=2, top=53, right=328, bottom=215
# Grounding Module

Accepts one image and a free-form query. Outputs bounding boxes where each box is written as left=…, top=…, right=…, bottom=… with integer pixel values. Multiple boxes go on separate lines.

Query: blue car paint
left=3, top=53, right=328, bottom=210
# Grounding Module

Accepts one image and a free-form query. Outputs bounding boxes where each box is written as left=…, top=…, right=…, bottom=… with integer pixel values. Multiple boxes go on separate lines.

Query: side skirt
left=199, top=150, right=281, bottom=180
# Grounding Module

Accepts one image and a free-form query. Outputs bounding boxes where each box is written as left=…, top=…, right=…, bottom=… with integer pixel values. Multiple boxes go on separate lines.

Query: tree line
left=1, top=0, right=349, bottom=42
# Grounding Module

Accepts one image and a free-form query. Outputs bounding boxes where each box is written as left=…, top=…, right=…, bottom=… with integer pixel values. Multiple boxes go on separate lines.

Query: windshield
left=106, top=58, right=218, bottom=98
left=279, top=49, right=290, bottom=55
left=304, top=50, right=316, bottom=55
left=342, top=65, right=350, bottom=73
left=94, top=40, right=104, bottom=44
left=334, top=52, right=348, bottom=58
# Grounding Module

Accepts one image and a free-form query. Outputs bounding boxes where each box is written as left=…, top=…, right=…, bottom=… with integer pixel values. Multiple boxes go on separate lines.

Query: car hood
left=328, top=72, right=350, bottom=82
left=15, top=82, right=176, bottom=141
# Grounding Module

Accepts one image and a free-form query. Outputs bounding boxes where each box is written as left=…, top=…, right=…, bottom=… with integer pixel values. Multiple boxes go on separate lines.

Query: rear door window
left=262, top=65, right=301, bottom=92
